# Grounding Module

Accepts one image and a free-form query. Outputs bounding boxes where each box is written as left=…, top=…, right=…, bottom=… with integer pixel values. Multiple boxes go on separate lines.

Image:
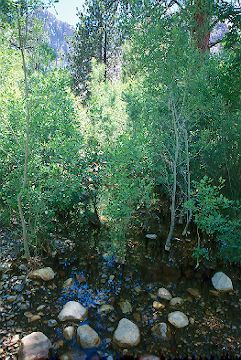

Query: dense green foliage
left=0, top=0, right=240, bottom=262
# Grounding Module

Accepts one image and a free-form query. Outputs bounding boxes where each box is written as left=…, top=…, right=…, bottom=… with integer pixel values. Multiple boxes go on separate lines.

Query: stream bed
left=0, top=232, right=241, bottom=359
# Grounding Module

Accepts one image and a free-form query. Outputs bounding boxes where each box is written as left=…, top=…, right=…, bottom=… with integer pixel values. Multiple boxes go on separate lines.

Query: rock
left=168, top=311, right=189, bottom=328
left=77, top=325, right=101, bottom=348
left=170, top=297, right=184, bottom=307
left=186, top=288, right=201, bottom=299
left=211, top=272, right=233, bottom=292
left=113, top=318, right=140, bottom=348
left=63, top=326, right=75, bottom=341
left=18, top=332, right=52, bottom=360
left=99, top=304, right=114, bottom=314
left=157, top=288, right=172, bottom=300
left=152, top=301, right=165, bottom=310
left=145, top=234, right=158, bottom=240
left=47, top=319, right=57, bottom=327
left=58, top=301, right=87, bottom=322
left=6, top=295, right=17, bottom=303
left=119, top=300, right=132, bottom=314
left=28, top=315, right=41, bottom=323
left=152, top=322, right=169, bottom=340
left=63, top=278, right=74, bottom=288
left=140, top=355, right=160, bottom=360
left=28, top=267, right=55, bottom=281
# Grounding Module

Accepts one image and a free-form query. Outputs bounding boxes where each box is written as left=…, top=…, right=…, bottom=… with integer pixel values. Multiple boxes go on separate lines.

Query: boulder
left=113, top=318, right=140, bottom=348
left=58, top=301, right=87, bottom=322
left=186, top=288, right=201, bottom=299
left=18, top=332, right=52, bottom=360
left=140, top=356, right=160, bottom=360
left=170, top=297, right=184, bottom=307
left=28, top=267, right=55, bottom=281
left=211, top=272, right=233, bottom=292
left=157, top=288, right=172, bottom=300
left=63, top=278, right=74, bottom=288
left=77, top=325, right=101, bottom=348
left=168, top=311, right=189, bottom=328
left=152, top=301, right=165, bottom=310
left=63, top=326, right=75, bottom=341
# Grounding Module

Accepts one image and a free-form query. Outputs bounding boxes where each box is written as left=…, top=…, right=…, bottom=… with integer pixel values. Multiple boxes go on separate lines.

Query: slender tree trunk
left=182, top=126, right=192, bottom=236
left=16, top=10, right=30, bottom=258
left=165, top=97, right=180, bottom=251
left=192, top=0, right=212, bottom=52
left=103, top=26, right=107, bottom=81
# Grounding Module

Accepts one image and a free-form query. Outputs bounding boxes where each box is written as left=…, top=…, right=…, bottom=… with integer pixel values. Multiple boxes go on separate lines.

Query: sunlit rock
left=63, top=326, right=75, bottom=341
left=58, top=301, right=87, bottom=322
left=28, top=267, right=55, bottom=281
left=119, top=300, right=132, bottom=314
left=170, top=297, right=184, bottom=307
left=211, top=272, right=233, bottom=292
left=77, top=325, right=101, bottom=348
left=18, top=332, right=52, bottom=360
left=168, top=311, right=189, bottom=328
left=113, top=318, right=140, bottom=348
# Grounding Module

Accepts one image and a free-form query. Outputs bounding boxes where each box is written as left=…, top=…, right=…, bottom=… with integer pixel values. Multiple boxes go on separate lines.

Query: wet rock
left=152, top=301, right=165, bottom=310
left=186, top=288, right=201, bottom=299
left=63, top=278, right=74, bottom=288
left=99, top=304, right=114, bottom=314
left=58, top=301, right=87, bottom=322
left=211, top=272, right=233, bottom=292
left=168, top=311, right=189, bottom=328
left=18, top=332, right=52, bottom=360
left=63, top=326, right=75, bottom=341
left=119, top=300, right=132, bottom=314
left=157, top=288, right=172, bottom=300
left=47, top=319, right=57, bottom=327
left=170, top=297, right=184, bottom=307
left=77, top=325, right=101, bottom=348
left=152, top=322, right=169, bottom=340
left=113, top=318, right=140, bottom=348
left=28, top=268, right=55, bottom=282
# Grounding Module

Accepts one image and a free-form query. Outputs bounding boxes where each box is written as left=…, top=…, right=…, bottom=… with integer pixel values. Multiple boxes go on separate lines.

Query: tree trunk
left=182, top=126, right=192, bottom=236
left=16, top=9, right=30, bottom=258
left=165, top=97, right=180, bottom=251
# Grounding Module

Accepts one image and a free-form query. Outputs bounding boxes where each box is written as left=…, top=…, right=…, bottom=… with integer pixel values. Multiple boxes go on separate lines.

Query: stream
left=0, top=231, right=241, bottom=359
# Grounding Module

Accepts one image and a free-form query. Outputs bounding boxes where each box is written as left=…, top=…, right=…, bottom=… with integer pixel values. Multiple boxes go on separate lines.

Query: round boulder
left=18, top=332, right=52, bottom=360
left=113, top=318, right=140, bottom=348
left=168, top=311, right=189, bottom=328
left=58, top=301, right=87, bottom=322
left=77, top=325, right=101, bottom=348
left=211, top=272, right=233, bottom=292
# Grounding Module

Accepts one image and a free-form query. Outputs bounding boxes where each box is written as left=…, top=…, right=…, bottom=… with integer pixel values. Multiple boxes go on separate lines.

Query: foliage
left=185, top=177, right=241, bottom=262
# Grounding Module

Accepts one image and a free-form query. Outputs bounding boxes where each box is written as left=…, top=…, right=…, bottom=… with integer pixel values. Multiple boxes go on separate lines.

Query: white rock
left=18, top=332, right=52, bottom=360
left=63, top=326, right=75, bottom=341
left=157, top=288, right=172, bottom=300
left=145, top=234, right=157, bottom=240
left=211, top=272, right=233, bottom=292
left=170, top=297, right=184, bottom=307
left=28, top=267, right=55, bottom=281
left=113, top=318, right=140, bottom=348
left=58, top=301, right=87, bottom=322
left=168, top=311, right=189, bottom=328
left=77, top=325, right=101, bottom=348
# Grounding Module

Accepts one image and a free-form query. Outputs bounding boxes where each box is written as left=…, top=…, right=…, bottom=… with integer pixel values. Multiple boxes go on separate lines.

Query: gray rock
left=152, top=322, right=168, bottom=340
left=211, top=272, right=233, bottom=292
left=170, top=297, right=184, bottom=307
left=113, top=318, right=140, bottom=348
left=77, top=325, right=101, bottom=348
left=119, top=300, right=132, bottom=314
left=18, top=332, right=52, bottom=360
left=28, top=267, right=55, bottom=281
left=58, top=301, right=88, bottom=322
left=157, top=288, right=172, bottom=300
left=145, top=234, right=157, bottom=240
left=168, top=311, right=189, bottom=328
left=99, top=304, right=114, bottom=314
